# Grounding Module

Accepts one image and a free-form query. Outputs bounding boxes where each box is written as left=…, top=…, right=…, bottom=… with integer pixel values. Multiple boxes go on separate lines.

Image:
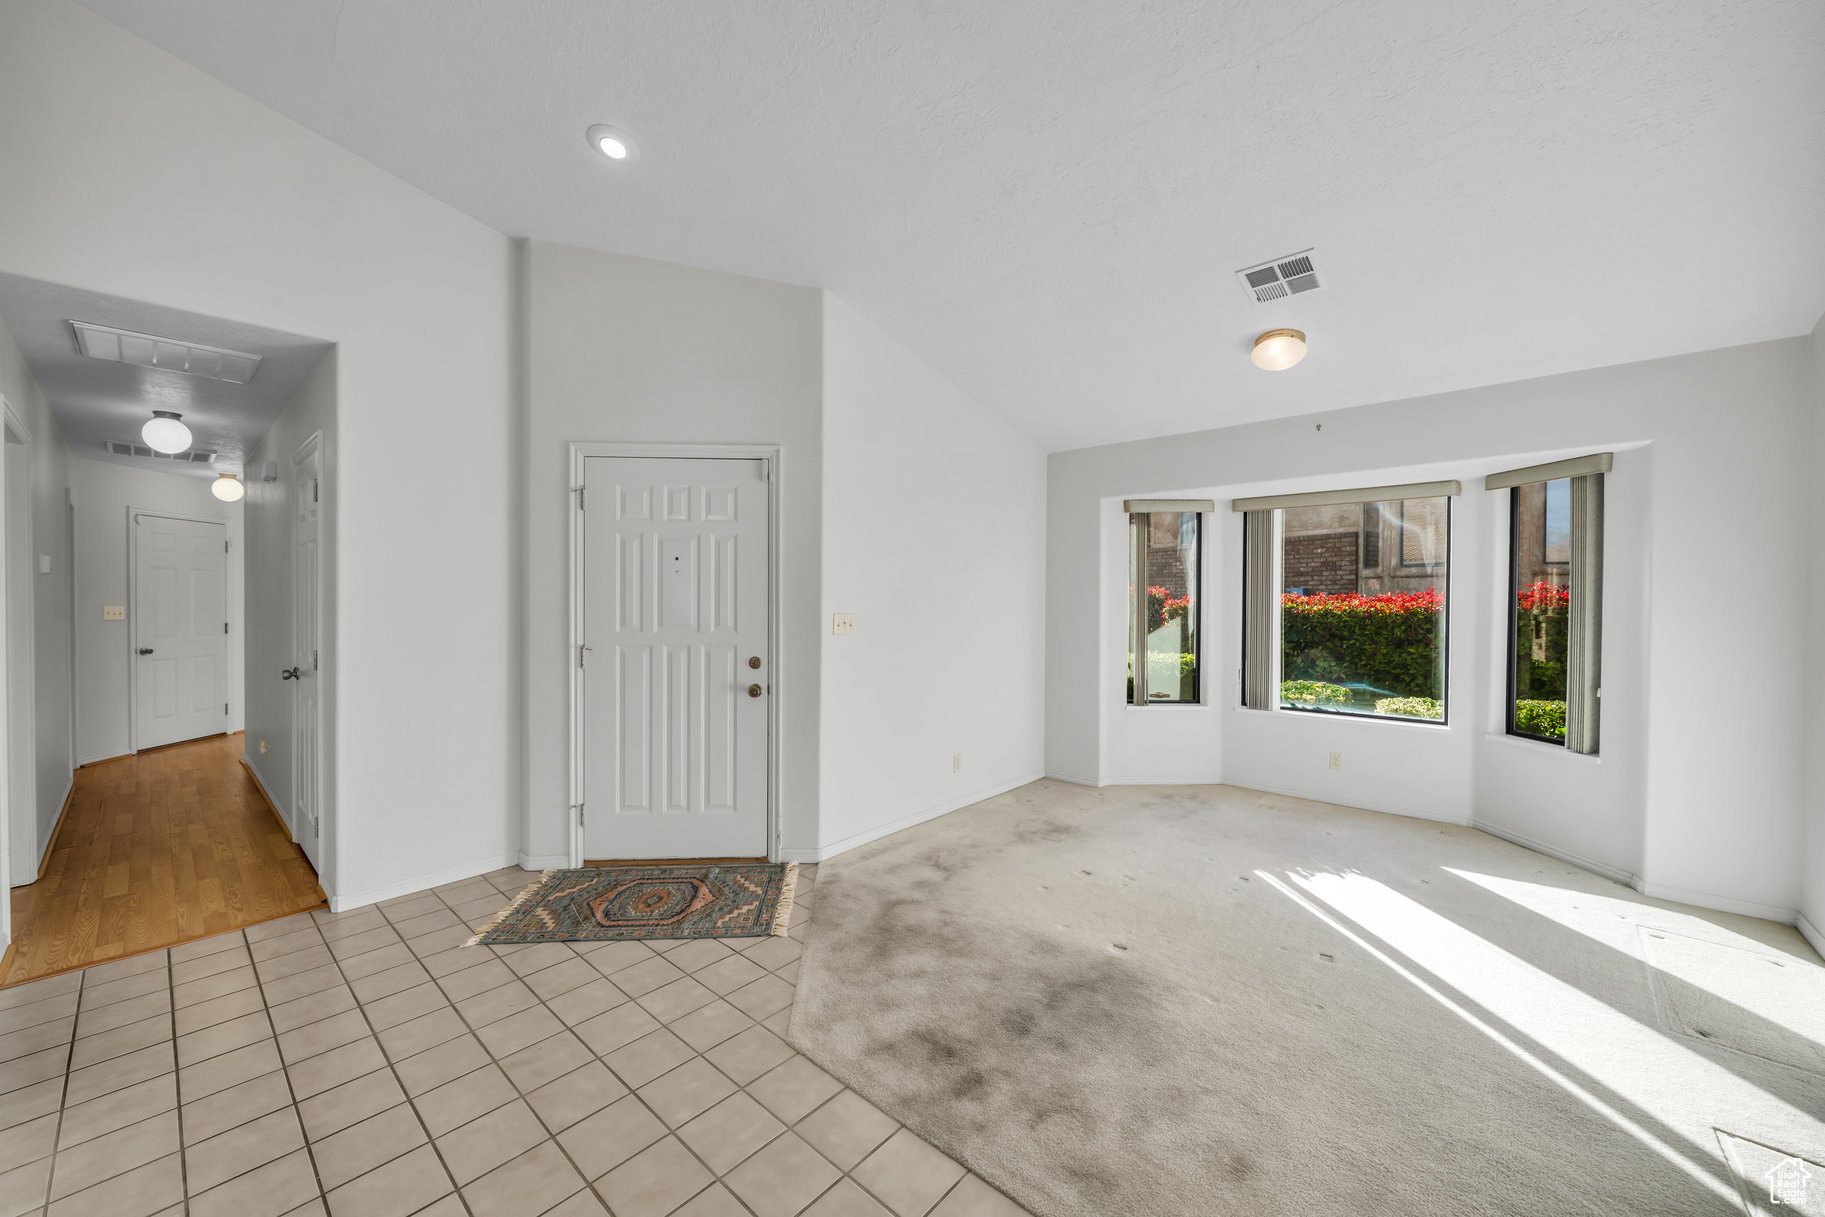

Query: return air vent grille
left=71, top=321, right=261, bottom=384
left=1236, top=249, right=1322, bottom=304
left=106, top=440, right=217, bottom=463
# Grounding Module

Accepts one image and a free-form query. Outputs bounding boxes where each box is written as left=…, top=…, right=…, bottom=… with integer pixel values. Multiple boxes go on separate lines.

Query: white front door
left=134, top=514, right=227, bottom=750
left=291, top=444, right=323, bottom=868
left=581, top=456, right=770, bottom=859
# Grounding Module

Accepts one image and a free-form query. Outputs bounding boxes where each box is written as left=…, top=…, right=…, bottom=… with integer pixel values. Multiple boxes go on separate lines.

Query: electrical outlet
left=102, top=605, right=125, bottom=621
left=258, top=738, right=269, bottom=755
left=832, top=612, right=856, bottom=636
left=952, top=754, right=962, bottom=773
left=1328, top=751, right=1342, bottom=770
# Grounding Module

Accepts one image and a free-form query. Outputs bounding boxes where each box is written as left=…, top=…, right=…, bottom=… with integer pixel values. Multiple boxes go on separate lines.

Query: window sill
left=1231, top=705, right=1451, bottom=733
left=1481, top=733, right=1601, bottom=763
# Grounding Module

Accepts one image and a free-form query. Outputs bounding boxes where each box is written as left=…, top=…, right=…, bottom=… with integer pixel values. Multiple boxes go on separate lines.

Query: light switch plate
left=38, top=554, right=50, bottom=574
left=832, top=612, right=856, bottom=636
left=102, top=605, right=126, bottom=621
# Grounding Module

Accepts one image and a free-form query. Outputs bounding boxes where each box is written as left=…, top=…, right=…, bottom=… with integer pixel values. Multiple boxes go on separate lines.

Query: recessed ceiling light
left=1251, top=329, right=1307, bottom=371
left=586, top=124, right=637, bottom=162
left=141, top=410, right=192, bottom=454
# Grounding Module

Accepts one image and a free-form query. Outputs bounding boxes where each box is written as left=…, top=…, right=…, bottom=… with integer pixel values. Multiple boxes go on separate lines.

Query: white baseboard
left=1226, top=779, right=1473, bottom=827
left=1099, top=775, right=1225, bottom=787
left=1471, top=819, right=1637, bottom=886
left=786, top=771, right=1045, bottom=864
left=519, top=854, right=568, bottom=871
left=330, top=851, right=520, bottom=913
left=241, top=755, right=290, bottom=838
left=1043, top=769, right=1099, bottom=788
left=1630, top=878, right=1798, bottom=926
left=1798, top=912, right=1824, bottom=962
left=33, top=774, right=73, bottom=873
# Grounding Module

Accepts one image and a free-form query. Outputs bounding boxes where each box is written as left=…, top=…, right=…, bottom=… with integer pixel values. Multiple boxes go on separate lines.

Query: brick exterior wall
left=1284, top=530, right=1358, bottom=594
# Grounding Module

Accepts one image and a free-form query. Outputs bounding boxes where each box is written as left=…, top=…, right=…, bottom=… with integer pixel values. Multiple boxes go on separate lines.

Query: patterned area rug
left=466, top=862, right=797, bottom=945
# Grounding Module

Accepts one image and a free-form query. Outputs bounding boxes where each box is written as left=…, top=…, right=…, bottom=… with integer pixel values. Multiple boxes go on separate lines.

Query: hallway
left=3, top=733, right=324, bottom=987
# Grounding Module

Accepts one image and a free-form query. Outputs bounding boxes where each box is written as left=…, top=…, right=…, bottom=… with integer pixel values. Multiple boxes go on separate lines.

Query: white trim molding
left=782, top=771, right=1044, bottom=863
left=1471, top=818, right=1636, bottom=886
left=1798, top=912, right=1824, bottom=962
left=329, top=852, right=521, bottom=913
left=1630, top=878, right=1798, bottom=926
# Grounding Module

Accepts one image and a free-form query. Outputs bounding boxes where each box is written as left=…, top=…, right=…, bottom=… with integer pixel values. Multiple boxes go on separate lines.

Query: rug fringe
left=769, top=862, right=799, bottom=937
left=463, top=870, right=555, bottom=947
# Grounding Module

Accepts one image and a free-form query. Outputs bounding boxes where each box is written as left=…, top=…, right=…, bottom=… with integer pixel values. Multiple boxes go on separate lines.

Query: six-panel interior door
left=134, top=514, right=227, bottom=750
left=291, top=446, right=323, bottom=869
left=582, top=456, right=769, bottom=859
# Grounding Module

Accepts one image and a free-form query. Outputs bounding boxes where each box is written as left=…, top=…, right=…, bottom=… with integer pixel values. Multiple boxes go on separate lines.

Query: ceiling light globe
left=598, top=136, right=628, bottom=159
left=141, top=411, right=192, bottom=454
left=211, top=473, right=244, bottom=502
left=1251, top=329, right=1307, bottom=371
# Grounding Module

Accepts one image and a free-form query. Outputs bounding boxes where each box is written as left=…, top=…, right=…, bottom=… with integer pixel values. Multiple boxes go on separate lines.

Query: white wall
left=1049, top=337, right=1812, bottom=922
left=816, top=297, right=1047, bottom=858
left=1804, top=312, right=1825, bottom=953
left=0, top=313, right=76, bottom=889
left=69, top=459, right=243, bottom=763
left=522, top=241, right=824, bottom=865
left=243, top=350, right=335, bottom=858
left=0, top=0, right=517, bottom=909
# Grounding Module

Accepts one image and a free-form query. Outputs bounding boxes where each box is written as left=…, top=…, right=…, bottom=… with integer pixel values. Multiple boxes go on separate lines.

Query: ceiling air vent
left=1236, top=249, right=1322, bottom=304
left=71, top=321, right=261, bottom=384
left=106, top=440, right=217, bottom=463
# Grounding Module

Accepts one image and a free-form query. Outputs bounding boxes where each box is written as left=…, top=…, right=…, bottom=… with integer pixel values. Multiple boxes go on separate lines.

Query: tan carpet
left=789, top=780, right=1825, bottom=1217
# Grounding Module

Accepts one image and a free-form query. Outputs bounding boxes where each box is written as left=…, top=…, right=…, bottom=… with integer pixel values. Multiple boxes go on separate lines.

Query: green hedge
left=1374, top=696, right=1443, bottom=720
left=1281, top=680, right=1349, bottom=706
left=1514, top=699, right=1565, bottom=740
left=1281, top=591, right=1444, bottom=699
left=1127, top=652, right=1197, bottom=702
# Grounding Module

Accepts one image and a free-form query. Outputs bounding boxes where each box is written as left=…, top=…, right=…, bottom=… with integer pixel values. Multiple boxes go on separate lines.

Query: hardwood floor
left=2, top=731, right=325, bottom=987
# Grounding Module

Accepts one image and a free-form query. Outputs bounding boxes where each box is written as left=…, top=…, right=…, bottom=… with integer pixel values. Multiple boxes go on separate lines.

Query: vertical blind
left=1241, top=510, right=1277, bottom=710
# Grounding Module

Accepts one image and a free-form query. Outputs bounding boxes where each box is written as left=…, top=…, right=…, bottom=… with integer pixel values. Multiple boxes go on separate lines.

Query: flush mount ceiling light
left=1251, top=328, right=1308, bottom=371
left=586, top=124, right=638, bottom=162
left=71, top=320, right=261, bottom=384
left=141, top=410, right=193, bottom=454
left=211, top=472, right=245, bottom=502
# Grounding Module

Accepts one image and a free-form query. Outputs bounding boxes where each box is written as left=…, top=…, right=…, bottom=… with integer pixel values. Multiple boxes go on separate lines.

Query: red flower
left=1281, top=588, right=1444, bottom=615
left=1516, top=582, right=1570, bottom=612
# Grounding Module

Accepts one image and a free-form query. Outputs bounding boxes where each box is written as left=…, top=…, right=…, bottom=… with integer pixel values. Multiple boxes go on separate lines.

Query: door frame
left=126, top=505, right=230, bottom=754
left=289, top=431, right=325, bottom=867
left=567, top=441, right=782, bottom=868
left=2, top=395, right=33, bottom=890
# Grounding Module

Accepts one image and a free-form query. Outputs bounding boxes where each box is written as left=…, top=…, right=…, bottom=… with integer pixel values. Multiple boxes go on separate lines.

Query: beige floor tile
left=640, top=1057, right=737, bottom=1127
left=56, top=1072, right=176, bottom=1148
left=0, top=1111, right=57, bottom=1173
left=173, top=986, right=265, bottom=1037
left=390, top=909, right=462, bottom=943
left=724, top=1132, right=841, bottom=1217
left=262, top=964, right=347, bottom=1007
left=172, top=933, right=245, bottom=963
left=543, top=1189, right=610, bottom=1217
left=171, top=945, right=253, bottom=985
left=392, top=1035, right=490, bottom=1096
left=670, top=1183, right=754, bottom=1217
left=851, top=1130, right=966, bottom=1217
left=802, top=1179, right=893, bottom=1217
left=745, top=1056, right=842, bottom=1125
left=638, top=977, right=719, bottom=1024
left=436, top=957, right=515, bottom=1002
left=326, top=927, right=402, bottom=962
left=669, top=1001, right=754, bottom=1053
left=312, top=1103, right=428, bottom=1191
left=323, top=1142, right=451, bottom=1217
left=340, top=945, right=417, bottom=983
left=412, top=1063, right=517, bottom=1136
left=596, top=1135, right=714, bottom=1217
left=575, top=1002, right=662, bottom=1058
left=77, top=969, right=167, bottom=1011
left=279, top=1009, right=371, bottom=1066
left=660, top=939, right=735, bottom=975
left=183, top=1107, right=305, bottom=1194
left=605, top=1028, right=696, bottom=1088
left=43, top=1151, right=180, bottom=1217
left=458, top=1139, right=585, bottom=1217
left=377, top=1007, right=468, bottom=1061
left=703, top=1026, right=794, bottom=1085
left=436, top=1099, right=549, bottom=1185
left=760, top=1008, right=794, bottom=1038
left=286, top=1037, right=387, bottom=1100
left=268, top=985, right=359, bottom=1035
left=724, top=976, right=795, bottom=1020
left=181, top=1039, right=285, bottom=1101
left=360, top=982, right=448, bottom=1033
left=503, top=944, right=577, bottom=978
left=475, top=1005, right=563, bottom=1058
left=257, top=945, right=337, bottom=985
left=0, top=1077, right=63, bottom=1134
left=188, top=1148, right=321, bottom=1217
left=348, top=960, right=431, bottom=1004
left=926, top=1176, right=1028, bottom=1217
left=525, top=958, right=598, bottom=1002
left=557, top=1092, right=666, bottom=1180
left=496, top=1030, right=592, bottom=1092
left=693, top=954, right=771, bottom=997
left=177, top=1010, right=274, bottom=1068
left=545, top=978, right=626, bottom=1028
left=0, top=992, right=79, bottom=1038
left=181, top=1069, right=294, bottom=1143
left=455, top=979, right=540, bottom=1028
left=73, top=989, right=167, bottom=1039
left=0, top=1154, right=51, bottom=1217
left=580, top=940, right=657, bottom=977
left=0, top=1019, right=75, bottom=1069
left=67, top=1012, right=171, bottom=1070
left=173, top=965, right=260, bottom=1010
left=6, top=1047, right=84, bottom=1103
left=298, top=1067, right=408, bottom=1141
left=525, top=1061, right=626, bottom=1131
left=677, top=1091, right=786, bottom=1175
left=794, top=1090, right=897, bottom=1171
left=738, top=938, right=801, bottom=973
left=608, top=956, right=687, bottom=999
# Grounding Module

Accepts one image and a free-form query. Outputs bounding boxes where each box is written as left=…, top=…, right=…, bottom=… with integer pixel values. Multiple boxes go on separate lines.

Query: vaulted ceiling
left=77, top=0, right=1825, bottom=450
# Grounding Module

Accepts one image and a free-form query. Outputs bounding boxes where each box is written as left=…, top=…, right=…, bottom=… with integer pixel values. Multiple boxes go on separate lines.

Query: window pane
left=1280, top=496, right=1448, bottom=721
left=1128, top=512, right=1199, bottom=703
left=1511, top=480, right=1569, bottom=743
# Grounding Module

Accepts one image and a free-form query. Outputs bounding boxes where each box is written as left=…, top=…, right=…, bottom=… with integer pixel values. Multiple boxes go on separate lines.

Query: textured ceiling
left=0, top=273, right=331, bottom=477
left=75, top=0, right=1825, bottom=451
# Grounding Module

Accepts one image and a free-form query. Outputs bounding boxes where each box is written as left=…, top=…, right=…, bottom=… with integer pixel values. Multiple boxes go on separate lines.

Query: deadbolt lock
left=748, top=656, right=762, bottom=669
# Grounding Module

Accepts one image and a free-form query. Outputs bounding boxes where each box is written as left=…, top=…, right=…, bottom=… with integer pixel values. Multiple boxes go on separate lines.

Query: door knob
left=747, top=684, right=763, bottom=698
left=137, top=647, right=154, bottom=656
left=281, top=667, right=301, bottom=680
